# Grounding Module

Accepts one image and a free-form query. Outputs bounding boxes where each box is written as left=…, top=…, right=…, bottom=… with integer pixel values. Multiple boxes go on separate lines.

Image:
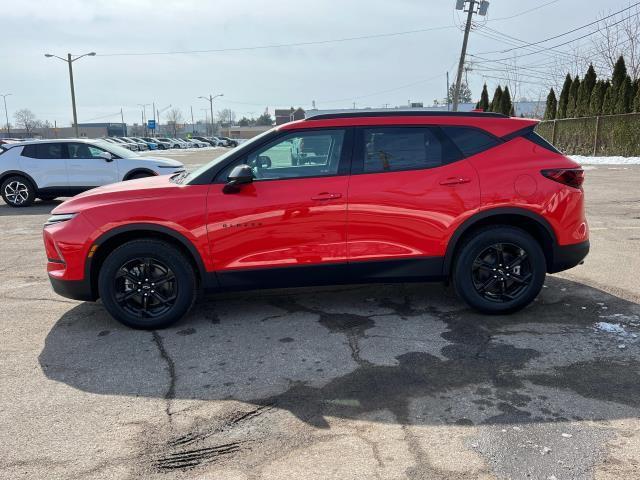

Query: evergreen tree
left=544, top=88, right=558, bottom=120
left=566, top=76, right=580, bottom=118
left=602, top=83, right=614, bottom=114
left=478, top=84, right=490, bottom=111
left=499, top=86, right=513, bottom=116
left=606, top=56, right=628, bottom=114
left=616, top=75, right=634, bottom=113
left=589, top=80, right=606, bottom=116
left=633, top=80, right=640, bottom=113
left=557, top=74, right=572, bottom=118
left=577, top=64, right=597, bottom=116
left=490, top=86, right=503, bottom=112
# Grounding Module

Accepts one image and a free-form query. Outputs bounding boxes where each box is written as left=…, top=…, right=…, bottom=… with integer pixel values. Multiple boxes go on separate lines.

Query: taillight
left=541, top=168, right=584, bottom=189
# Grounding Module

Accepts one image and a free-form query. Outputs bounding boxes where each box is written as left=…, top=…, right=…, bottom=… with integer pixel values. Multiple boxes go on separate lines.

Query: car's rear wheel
left=452, top=226, right=546, bottom=314
left=1, top=175, right=36, bottom=207
left=98, top=239, right=197, bottom=329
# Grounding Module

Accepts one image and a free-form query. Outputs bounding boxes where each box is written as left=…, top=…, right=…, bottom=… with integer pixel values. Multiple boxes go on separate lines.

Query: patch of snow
left=570, top=155, right=640, bottom=165
left=600, top=313, right=640, bottom=325
left=594, top=322, right=626, bottom=335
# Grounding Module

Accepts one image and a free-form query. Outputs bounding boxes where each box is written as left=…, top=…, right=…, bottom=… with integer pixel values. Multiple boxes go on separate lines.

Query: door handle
left=311, top=192, right=342, bottom=201
left=439, top=177, right=471, bottom=186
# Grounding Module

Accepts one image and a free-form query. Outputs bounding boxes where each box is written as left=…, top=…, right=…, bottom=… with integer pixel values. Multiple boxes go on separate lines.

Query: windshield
left=185, top=128, right=274, bottom=184
left=94, top=140, right=140, bottom=159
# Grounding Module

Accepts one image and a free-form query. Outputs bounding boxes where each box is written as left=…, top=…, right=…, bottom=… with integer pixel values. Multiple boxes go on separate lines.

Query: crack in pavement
left=152, top=331, right=176, bottom=423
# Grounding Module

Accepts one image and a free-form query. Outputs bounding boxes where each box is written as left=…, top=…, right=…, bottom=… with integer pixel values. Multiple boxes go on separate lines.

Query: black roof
left=305, top=111, right=508, bottom=120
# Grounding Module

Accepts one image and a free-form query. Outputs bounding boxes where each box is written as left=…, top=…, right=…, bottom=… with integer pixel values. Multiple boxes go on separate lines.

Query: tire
left=126, top=171, right=154, bottom=180
left=1, top=175, right=36, bottom=207
left=98, top=239, right=197, bottom=329
left=452, top=226, right=546, bottom=314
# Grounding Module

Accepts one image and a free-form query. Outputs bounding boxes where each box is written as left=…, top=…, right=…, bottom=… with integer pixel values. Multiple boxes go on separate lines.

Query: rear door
left=66, top=142, right=119, bottom=187
left=18, top=143, right=68, bottom=188
left=346, top=125, right=481, bottom=279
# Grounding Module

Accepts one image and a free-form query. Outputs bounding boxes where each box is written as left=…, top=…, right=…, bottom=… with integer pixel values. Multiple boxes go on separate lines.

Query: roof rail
left=305, top=111, right=508, bottom=120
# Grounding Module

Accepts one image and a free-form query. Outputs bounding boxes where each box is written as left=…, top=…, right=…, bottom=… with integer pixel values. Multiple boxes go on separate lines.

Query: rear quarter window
left=441, top=126, right=501, bottom=157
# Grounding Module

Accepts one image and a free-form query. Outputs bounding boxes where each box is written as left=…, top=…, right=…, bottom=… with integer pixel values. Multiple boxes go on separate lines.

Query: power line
left=475, top=2, right=640, bottom=55
left=485, top=0, right=561, bottom=22
left=98, top=25, right=456, bottom=57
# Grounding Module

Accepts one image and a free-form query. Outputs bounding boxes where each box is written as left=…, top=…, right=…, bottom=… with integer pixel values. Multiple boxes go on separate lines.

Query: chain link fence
left=536, top=112, right=640, bottom=156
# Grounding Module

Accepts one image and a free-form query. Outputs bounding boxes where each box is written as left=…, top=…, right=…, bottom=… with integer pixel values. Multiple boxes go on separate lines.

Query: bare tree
left=165, top=107, right=183, bottom=136
left=14, top=109, right=39, bottom=135
left=592, top=6, right=640, bottom=79
left=216, top=108, right=236, bottom=126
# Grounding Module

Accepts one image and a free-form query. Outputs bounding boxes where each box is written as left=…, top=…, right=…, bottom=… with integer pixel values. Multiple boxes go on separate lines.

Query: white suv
left=0, top=139, right=184, bottom=207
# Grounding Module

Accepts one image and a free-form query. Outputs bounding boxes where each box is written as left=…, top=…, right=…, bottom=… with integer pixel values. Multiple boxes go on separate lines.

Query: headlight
left=45, top=213, right=76, bottom=226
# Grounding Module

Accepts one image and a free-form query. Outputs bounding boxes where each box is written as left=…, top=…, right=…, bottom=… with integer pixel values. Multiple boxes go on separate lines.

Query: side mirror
left=99, top=151, right=114, bottom=162
left=223, top=164, right=253, bottom=193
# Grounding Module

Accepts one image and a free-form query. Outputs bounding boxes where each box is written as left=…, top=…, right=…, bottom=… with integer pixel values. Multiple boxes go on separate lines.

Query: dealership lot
left=1, top=152, right=640, bottom=479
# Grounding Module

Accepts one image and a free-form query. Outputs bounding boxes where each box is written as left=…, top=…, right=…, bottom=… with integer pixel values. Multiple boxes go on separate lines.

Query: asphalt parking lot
left=1, top=151, right=640, bottom=480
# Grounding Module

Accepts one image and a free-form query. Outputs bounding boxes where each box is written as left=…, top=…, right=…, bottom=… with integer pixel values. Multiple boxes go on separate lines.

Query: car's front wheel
left=1, top=175, right=36, bottom=207
left=452, top=226, right=546, bottom=314
left=98, top=239, right=197, bottom=329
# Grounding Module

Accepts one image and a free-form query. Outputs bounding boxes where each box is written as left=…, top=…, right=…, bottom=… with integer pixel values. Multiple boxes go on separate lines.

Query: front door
left=66, top=142, right=119, bottom=187
left=206, top=128, right=352, bottom=288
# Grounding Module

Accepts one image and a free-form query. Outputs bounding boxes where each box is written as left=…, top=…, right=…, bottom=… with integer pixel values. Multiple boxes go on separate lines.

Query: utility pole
left=446, top=72, right=450, bottom=111
left=120, top=108, right=125, bottom=136
left=0, top=94, right=11, bottom=135
left=198, top=93, right=223, bottom=136
left=452, top=0, right=489, bottom=111
left=44, top=52, right=96, bottom=137
left=190, top=106, right=195, bottom=134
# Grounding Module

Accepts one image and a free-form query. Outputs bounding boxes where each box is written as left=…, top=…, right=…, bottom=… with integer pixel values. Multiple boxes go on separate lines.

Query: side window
left=68, top=143, right=106, bottom=159
left=441, top=126, right=500, bottom=157
left=222, top=129, right=345, bottom=181
left=22, top=143, right=64, bottom=159
left=361, top=127, right=458, bottom=173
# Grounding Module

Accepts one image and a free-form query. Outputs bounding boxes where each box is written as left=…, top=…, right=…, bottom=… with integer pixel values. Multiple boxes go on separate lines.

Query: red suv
left=43, top=112, right=589, bottom=329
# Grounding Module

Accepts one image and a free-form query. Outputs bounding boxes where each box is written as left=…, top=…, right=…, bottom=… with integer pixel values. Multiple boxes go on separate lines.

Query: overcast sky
left=0, top=0, right=632, bottom=127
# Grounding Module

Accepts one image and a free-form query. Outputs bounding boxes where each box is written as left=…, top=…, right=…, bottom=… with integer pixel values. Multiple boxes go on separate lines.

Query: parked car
left=172, top=138, right=190, bottom=149
left=187, top=138, right=208, bottom=148
left=156, top=137, right=181, bottom=149
left=1, top=138, right=184, bottom=206
left=218, top=136, right=238, bottom=147
left=106, top=137, right=138, bottom=151
left=43, top=111, right=589, bottom=329
left=192, top=136, right=218, bottom=147
left=129, top=136, right=158, bottom=150
left=120, top=137, right=148, bottom=151
left=143, top=137, right=171, bottom=150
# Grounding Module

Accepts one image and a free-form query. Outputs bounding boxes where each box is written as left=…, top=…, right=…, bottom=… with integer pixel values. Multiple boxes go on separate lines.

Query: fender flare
left=443, top=207, right=558, bottom=275
left=86, top=223, right=211, bottom=291
left=122, top=168, right=157, bottom=181
left=0, top=170, right=40, bottom=190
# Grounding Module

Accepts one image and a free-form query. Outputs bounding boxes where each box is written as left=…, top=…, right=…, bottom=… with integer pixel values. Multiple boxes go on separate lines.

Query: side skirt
left=206, top=257, right=445, bottom=292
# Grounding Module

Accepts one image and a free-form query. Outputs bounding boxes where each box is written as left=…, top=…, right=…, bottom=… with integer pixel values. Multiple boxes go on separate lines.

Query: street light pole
left=198, top=93, right=223, bottom=136
left=137, top=103, right=150, bottom=135
left=0, top=94, right=11, bottom=135
left=44, top=52, right=96, bottom=137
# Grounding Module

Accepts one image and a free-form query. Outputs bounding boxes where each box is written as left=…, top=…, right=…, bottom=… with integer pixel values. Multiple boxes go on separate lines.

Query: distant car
left=156, top=137, right=181, bottom=149
left=129, top=136, right=157, bottom=150
left=0, top=138, right=184, bottom=207
left=191, top=136, right=217, bottom=147
left=143, top=137, right=171, bottom=150
left=207, top=136, right=226, bottom=147
left=172, top=138, right=191, bottom=149
left=186, top=138, right=208, bottom=148
left=218, top=136, right=238, bottom=147
left=121, top=137, right=148, bottom=151
left=107, top=137, right=139, bottom=151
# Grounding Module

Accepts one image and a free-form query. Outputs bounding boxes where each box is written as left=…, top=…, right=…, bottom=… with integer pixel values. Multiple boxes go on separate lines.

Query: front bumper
left=549, top=240, right=590, bottom=273
left=49, top=275, right=95, bottom=301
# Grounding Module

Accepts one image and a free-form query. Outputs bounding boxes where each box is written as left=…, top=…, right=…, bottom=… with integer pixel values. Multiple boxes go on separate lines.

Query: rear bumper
left=549, top=240, right=590, bottom=273
left=49, top=275, right=95, bottom=301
